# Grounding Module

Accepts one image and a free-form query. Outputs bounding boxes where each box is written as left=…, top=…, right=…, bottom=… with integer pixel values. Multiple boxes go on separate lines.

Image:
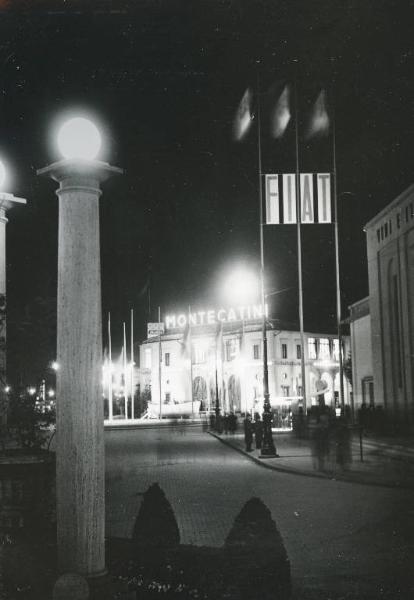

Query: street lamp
left=222, top=266, right=277, bottom=456
left=38, top=114, right=122, bottom=578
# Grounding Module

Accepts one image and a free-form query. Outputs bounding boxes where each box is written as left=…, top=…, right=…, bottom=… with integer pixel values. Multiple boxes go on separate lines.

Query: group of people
left=208, top=411, right=238, bottom=434
left=310, top=406, right=352, bottom=471
left=243, top=412, right=264, bottom=452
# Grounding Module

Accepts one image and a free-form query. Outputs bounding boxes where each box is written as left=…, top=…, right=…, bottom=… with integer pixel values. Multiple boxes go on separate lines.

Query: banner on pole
left=265, top=173, right=332, bottom=224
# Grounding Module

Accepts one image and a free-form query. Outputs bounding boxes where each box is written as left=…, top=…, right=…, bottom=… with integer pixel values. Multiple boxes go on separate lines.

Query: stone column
left=37, top=159, right=122, bottom=576
left=0, top=193, right=26, bottom=427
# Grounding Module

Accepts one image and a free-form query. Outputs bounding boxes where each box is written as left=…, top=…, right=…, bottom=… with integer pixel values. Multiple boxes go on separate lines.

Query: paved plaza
left=105, top=423, right=414, bottom=598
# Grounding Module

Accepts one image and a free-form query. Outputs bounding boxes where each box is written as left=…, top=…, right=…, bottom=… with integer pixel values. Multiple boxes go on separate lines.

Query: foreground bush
left=132, top=482, right=180, bottom=551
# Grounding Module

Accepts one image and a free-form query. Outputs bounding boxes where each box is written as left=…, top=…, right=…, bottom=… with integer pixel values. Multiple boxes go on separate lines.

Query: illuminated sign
left=165, top=304, right=268, bottom=330
left=265, top=173, right=332, bottom=224
left=147, top=322, right=165, bottom=338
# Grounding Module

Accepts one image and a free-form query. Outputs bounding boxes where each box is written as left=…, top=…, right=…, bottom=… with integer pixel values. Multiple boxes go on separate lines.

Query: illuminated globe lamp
left=57, top=117, right=102, bottom=161
left=37, top=115, right=122, bottom=578
left=0, top=159, right=26, bottom=429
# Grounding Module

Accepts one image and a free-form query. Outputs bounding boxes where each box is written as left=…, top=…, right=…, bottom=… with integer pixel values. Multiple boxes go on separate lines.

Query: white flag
left=233, top=88, right=253, bottom=141
left=307, top=90, right=330, bottom=138
left=271, top=85, right=291, bottom=138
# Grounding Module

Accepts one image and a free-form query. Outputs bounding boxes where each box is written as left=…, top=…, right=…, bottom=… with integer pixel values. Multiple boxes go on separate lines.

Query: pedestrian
left=228, top=412, right=237, bottom=434
left=244, top=414, right=253, bottom=452
left=254, top=413, right=263, bottom=450
left=223, top=413, right=229, bottom=434
left=335, top=416, right=352, bottom=471
left=312, top=407, right=330, bottom=471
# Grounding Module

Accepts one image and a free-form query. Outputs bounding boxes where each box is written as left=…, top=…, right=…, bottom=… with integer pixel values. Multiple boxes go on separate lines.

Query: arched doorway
left=228, top=374, right=241, bottom=412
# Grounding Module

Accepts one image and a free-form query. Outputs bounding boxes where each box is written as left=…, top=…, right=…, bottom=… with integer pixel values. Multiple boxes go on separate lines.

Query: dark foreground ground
left=105, top=424, right=414, bottom=599
left=2, top=423, right=414, bottom=599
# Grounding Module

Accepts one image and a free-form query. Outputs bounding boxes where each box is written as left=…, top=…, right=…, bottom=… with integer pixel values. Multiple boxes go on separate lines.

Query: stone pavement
left=210, top=427, right=414, bottom=488
left=105, top=425, right=414, bottom=599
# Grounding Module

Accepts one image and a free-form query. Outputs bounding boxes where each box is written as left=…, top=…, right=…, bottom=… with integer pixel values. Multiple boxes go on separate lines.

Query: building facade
left=138, top=307, right=350, bottom=420
left=349, top=297, right=373, bottom=411
left=364, top=183, right=414, bottom=428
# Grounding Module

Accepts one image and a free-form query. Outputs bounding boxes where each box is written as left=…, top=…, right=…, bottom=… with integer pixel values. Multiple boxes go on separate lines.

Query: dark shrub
left=132, top=483, right=180, bottom=550
left=224, top=497, right=291, bottom=599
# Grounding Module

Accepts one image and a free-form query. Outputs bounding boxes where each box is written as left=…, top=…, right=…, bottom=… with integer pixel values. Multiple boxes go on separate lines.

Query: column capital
left=0, top=192, right=27, bottom=215
left=37, top=158, right=123, bottom=187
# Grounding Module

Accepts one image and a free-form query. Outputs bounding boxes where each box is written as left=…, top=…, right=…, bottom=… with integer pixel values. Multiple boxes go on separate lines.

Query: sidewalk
left=209, top=429, right=414, bottom=489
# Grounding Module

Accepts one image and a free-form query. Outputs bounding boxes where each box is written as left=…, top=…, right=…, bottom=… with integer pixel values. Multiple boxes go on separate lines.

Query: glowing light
left=51, top=361, right=60, bottom=371
left=28, top=387, right=36, bottom=396
left=4, top=385, right=10, bottom=393
left=0, top=160, right=6, bottom=190
left=57, top=117, right=101, bottom=160
left=48, top=389, right=55, bottom=398
left=222, top=267, right=260, bottom=305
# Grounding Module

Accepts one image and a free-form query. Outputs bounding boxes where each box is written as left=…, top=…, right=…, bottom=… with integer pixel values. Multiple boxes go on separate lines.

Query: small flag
left=271, top=85, right=291, bottom=138
left=233, top=88, right=253, bottom=141
left=307, top=90, right=330, bottom=138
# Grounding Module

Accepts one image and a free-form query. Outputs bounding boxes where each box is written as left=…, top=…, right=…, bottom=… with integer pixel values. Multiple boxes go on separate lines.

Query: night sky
left=1, top=1, right=412, bottom=384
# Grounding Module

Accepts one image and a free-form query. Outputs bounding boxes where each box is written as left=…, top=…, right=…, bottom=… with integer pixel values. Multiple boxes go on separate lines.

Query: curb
left=208, top=431, right=414, bottom=490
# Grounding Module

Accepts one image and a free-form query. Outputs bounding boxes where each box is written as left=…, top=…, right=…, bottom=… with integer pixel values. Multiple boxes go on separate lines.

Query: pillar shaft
left=0, top=209, right=7, bottom=424
left=57, top=177, right=104, bottom=575
left=38, top=159, right=122, bottom=577
left=0, top=194, right=26, bottom=426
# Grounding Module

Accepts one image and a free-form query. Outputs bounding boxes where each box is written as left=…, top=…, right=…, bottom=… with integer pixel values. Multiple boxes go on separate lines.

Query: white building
left=138, top=304, right=350, bottom=420
left=363, top=183, right=414, bottom=429
left=349, top=297, right=373, bottom=410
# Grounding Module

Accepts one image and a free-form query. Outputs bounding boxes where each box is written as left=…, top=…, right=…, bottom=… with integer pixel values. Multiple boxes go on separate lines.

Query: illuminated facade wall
left=138, top=322, right=350, bottom=415
left=365, top=183, right=414, bottom=427
left=349, top=297, right=373, bottom=411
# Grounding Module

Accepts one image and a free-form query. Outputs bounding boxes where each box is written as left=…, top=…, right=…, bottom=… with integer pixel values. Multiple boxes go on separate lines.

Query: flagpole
left=158, top=305, right=162, bottom=420
left=130, top=308, right=134, bottom=420
left=332, top=110, right=345, bottom=412
left=257, top=71, right=277, bottom=458
left=294, top=77, right=307, bottom=415
left=214, top=321, right=221, bottom=429
left=188, top=305, right=194, bottom=418
left=123, top=322, right=128, bottom=419
left=108, top=312, right=113, bottom=422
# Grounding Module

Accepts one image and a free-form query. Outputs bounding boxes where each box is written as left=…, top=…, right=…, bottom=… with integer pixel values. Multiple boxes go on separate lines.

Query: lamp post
left=0, top=160, right=26, bottom=428
left=221, top=265, right=277, bottom=455
left=38, top=116, right=122, bottom=578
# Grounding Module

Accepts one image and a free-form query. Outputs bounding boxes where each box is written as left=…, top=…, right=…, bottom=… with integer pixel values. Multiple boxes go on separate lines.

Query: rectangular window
left=165, top=392, right=171, bottom=403
left=308, top=338, right=317, bottom=360
left=319, top=338, right=330, bottom=360
left=193, top=344, right=206, bottom=364
left=144, top=348, right=152, bottom=369
left=225, top=338, right=240, bottom=362
left=393, top=275, right=402, bottom=388
left=281, top=385, right=290, bottom=397
left=332, top=339, right=340, bottom=361
left=282, top=343, right=288, bottom=359
left=253, top=344, right=260, bottom=360
left=296, top=344, right=301, bottom=359
left=165, top=352, right=170, bottom=366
